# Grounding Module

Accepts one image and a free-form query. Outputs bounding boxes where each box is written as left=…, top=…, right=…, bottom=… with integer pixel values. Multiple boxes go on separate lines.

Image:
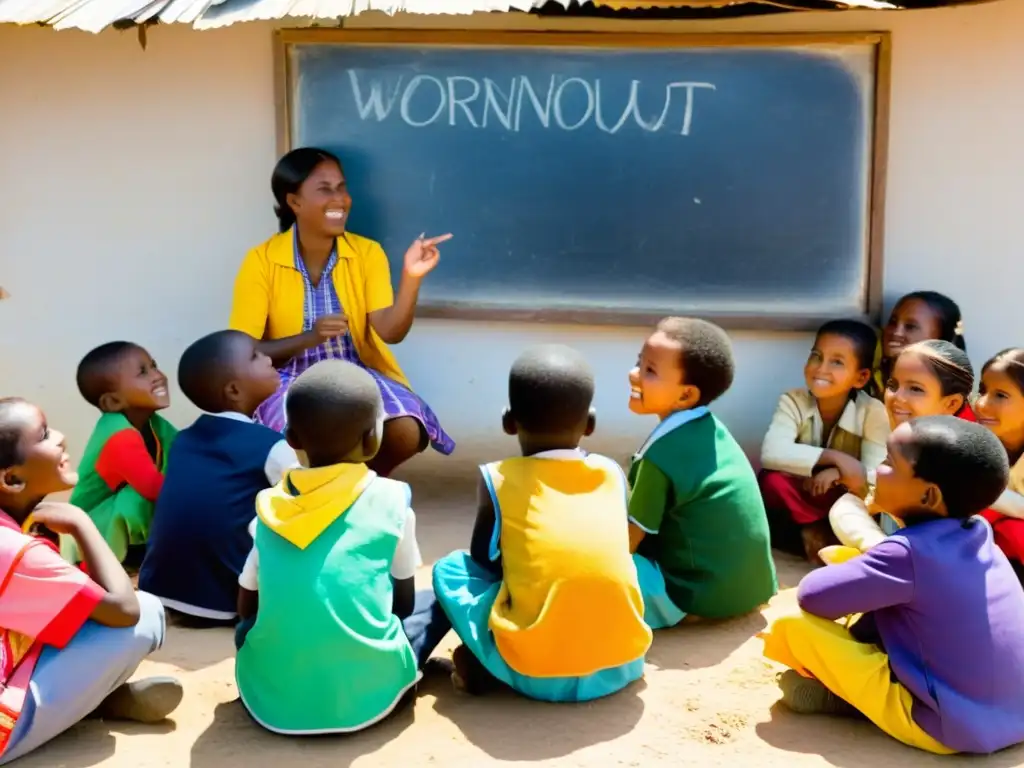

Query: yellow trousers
left=762, top=612, right=955, bottom=754
left=818, top=545, right=862, bottom=565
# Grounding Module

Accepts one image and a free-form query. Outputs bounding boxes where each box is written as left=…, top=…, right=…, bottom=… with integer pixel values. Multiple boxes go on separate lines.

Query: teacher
left=228, top=147, right=455, bottom=476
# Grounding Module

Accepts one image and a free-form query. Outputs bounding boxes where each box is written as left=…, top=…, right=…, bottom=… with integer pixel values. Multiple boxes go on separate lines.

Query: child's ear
left=0, top=469, right=25, bottom=494
left=97, top=392, right=125, bottom=413
left=677, top=385, right=701, bottom=410
left=583, top=409, right=596, bottom=437
left=921, top=483, right=945, bottom=514
left=853, top=368, right=872, bottom=390
left=501, top=407, right=517, bottom=436
left=224, top=380, right=241, bottom=405
left=941, top=394, right=965, bottom=416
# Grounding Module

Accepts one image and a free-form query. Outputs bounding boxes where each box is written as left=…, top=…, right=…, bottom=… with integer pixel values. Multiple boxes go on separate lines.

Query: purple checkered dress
left=253, top=238, right=455, bottom=455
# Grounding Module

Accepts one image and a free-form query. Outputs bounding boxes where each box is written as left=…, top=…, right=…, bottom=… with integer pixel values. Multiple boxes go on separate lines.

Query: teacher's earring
left=501, top=407, right=518, bottom=436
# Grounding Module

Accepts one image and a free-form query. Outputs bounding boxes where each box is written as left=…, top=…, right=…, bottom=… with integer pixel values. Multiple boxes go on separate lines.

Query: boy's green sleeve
left=628, top=459, right=671, bottom=534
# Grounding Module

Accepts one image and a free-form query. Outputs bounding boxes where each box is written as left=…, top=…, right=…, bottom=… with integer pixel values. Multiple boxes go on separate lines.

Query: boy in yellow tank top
left=433, top=345, right=651, bottom=701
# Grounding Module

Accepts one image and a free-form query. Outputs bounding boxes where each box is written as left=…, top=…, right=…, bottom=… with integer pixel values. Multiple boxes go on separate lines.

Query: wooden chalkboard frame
left=275, top=29, right=892, bottom=331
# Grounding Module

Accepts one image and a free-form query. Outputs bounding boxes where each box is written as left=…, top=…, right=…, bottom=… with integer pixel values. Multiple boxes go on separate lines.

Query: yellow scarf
left=256, top=464, right=375, bottom=549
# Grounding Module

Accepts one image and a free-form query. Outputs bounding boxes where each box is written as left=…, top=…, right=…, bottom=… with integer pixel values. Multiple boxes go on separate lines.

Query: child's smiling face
left=628, top=331, right=698, bottom=419
left=803, top=333, right=871, bottom=403
left=882, top=299, right=943, bottom=361
left=884, top=351, right=964, bottom=427
left=105, top=347, right=170, bottom=413
left=0, top=402, right=78, bottom=503
left=976, top=360, right=1024, bottom=453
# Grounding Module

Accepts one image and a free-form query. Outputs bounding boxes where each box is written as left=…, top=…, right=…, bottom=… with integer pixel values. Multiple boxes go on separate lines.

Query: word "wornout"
left=347, top=71, right=716, bottom=136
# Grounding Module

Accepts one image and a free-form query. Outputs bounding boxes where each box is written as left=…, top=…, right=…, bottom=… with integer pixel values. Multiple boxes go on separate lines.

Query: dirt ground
left=20, top=494, right=1024, bottom=768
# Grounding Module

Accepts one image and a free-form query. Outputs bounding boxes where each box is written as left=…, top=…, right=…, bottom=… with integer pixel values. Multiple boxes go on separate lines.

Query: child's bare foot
left=94, top=677, right=183, bottom=723
left=451, top=645, right=500, bottom=696
left=423, top=657, right=455, bottom=678
left=778, top=670, right=860, bottom=718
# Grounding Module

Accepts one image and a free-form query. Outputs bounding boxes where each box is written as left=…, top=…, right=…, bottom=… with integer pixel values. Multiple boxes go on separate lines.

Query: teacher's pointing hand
left=403, top=233, right=452, bottom=280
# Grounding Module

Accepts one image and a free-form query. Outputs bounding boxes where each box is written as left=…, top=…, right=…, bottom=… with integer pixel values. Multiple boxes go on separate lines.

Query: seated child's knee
left=767, top=613, right=809, bottom=637
left=135, top=591, right=167, bottom=646
left=385, top=417, right=426, bottom=458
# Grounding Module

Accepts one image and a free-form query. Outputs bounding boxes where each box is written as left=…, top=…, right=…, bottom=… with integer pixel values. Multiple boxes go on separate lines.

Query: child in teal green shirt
left=234, top=359, right=450, bottom=734
left=627, top=318, right=777, bottom=623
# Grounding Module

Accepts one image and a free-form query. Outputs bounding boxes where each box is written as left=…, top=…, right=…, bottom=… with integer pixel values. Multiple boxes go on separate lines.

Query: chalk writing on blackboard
left=347, top=71, right=716, bottom=135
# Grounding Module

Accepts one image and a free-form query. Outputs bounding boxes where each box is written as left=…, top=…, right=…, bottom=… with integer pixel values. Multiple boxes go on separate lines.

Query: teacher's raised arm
left=369, top=232, right=452, bottom=345
left=228, top=147, right=455, bottom=476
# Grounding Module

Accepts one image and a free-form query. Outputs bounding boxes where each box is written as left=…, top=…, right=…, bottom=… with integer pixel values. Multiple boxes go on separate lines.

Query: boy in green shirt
left=627, top=318, right=777, bottom=624
left=234, top=359, right=450, bottom=734
left=69, top=342, right=177, bottom=566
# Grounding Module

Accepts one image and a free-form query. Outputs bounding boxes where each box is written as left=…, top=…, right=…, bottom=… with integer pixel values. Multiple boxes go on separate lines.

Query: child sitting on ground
left=235, top=359, right=450, bottom=734
left=762, top=416, right=1024, bottom=755
left=975, top=348, right=1024, bottom=584
left=827, top=340, right=976, bottom=558
left=433, top=345, right=651, bottom=701
left=873, top=291, right=966, bottom=398
left=760, top=320, right=889, bottom=563
left=627, top=318, right=777, bottom=624
left=0, top=398, right=181, bottom=764
left=139, top=331, right=297, bottom=624
left=69, top=342, right=177, bottom=565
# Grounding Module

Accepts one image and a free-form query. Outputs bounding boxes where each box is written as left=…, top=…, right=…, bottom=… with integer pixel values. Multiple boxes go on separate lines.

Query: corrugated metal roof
left=0, top=0, right=970, bottom=34
left=195, top=0, right=544, bottom=30
left=0, top=0, right=561, bottom=30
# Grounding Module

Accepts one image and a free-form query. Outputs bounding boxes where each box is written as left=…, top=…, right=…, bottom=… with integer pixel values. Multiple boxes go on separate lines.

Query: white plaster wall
left=2, top=2, right=1023, bottom=480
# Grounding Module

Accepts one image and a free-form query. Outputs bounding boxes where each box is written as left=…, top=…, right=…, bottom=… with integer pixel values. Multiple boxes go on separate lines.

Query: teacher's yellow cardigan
left=228, top=229, right=411, bottom=388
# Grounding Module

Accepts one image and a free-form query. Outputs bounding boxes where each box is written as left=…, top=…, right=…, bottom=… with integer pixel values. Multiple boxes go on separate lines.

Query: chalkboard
left=280, top=31, right=889, bottom=328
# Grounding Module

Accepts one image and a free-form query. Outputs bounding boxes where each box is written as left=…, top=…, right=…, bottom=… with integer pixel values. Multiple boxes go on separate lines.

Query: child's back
left=636, top=412, right=775, bottom=618
left=234, top=359, right=448, bottom=734
left=140, top=415, right=283, bottom=619
left=140, top=332, right=291, bottom=620
left=238, top=470, right=418, bottom=732
left=485, top=452, right=650, bottom=677
left=434, top=344, right=650, bottom=702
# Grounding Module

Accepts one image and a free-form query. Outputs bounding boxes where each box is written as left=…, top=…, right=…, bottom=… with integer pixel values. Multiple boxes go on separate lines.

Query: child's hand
left=831, top=454, right=868, bottom=496
left=402, top=233, right=452, bottom=279
left=27, top=502, right=93, bottom=537
left=808, top=468, right=841, bottom=497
